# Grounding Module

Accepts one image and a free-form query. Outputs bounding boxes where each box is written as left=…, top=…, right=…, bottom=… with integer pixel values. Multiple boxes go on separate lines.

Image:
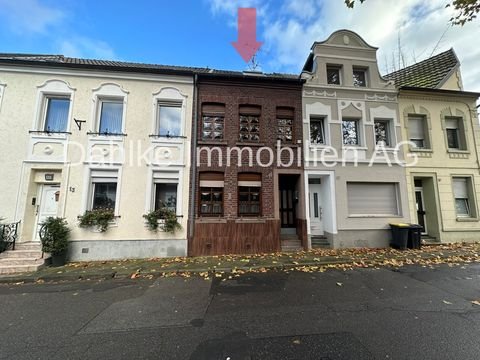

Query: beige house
left=301, top=30, right=411, bottom=249
left=387, top=49, right=480, bottom=243
left=0, top=55, right=196, bottom=262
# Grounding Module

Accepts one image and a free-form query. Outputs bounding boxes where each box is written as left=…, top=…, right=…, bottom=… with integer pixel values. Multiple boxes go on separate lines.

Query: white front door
left=34, top=185, right=60, bottom=241
left=309, top=183, right=324, bottom=236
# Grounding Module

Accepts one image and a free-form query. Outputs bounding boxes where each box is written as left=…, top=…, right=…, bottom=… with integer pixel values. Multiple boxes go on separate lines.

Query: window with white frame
left=408, top=115, right=429, bottom=149
left=98, top=99, right=123, bottom=134
left=453, top=177, right=473, bottom=217
left=374, top=119, right=392, bottom=147
left=310, top=116, right=326, bottom=145
left=342, top=118, right=360, bottom=145
left=445, top=117, right=466, bottom=150
left=347, top=182, right=399, bottom=216
left=157, top=102, right=182, bottom=137
left=152, top=172, right=179, bottom=212
left=90, top=170, right=118, bottom=211
left=43, top=96, right=70, bottom=132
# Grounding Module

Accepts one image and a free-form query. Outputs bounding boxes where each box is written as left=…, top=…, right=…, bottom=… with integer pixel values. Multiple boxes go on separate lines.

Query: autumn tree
left=344, top=0, right=480, bottom=25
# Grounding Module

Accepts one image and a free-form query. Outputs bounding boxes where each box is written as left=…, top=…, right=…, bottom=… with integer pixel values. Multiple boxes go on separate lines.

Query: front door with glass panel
left=34, top=185, right=60, bottom=241
left=415, top=187, right=427, bottom=235
left=309, top=181, right=324, bottom=236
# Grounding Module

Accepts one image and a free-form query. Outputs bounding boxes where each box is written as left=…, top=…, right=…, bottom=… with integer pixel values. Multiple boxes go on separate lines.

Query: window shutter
left=277, top=107, right=294, bottom=118
left=408, top=117, right=425, bottom=139
left=453, top=178, right=468, bottom=198
left=239, top=105, right=261, bottom=116
left=153, top=171, right=179, bottom=184
left=202, top=103, right=225, bottom=115
left=347, top=183, right=398, bottom=215
left=199, top=172, right=224, bottom=187
left=91, top=170, right=118, bottom=183
left=445, top=118, right=459, bottom=129
left=238, top=173, right=261, bottom=187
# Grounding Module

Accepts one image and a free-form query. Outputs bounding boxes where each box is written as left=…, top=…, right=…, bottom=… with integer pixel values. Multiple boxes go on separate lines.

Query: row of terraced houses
left=0, top=30, right=479, bottom=272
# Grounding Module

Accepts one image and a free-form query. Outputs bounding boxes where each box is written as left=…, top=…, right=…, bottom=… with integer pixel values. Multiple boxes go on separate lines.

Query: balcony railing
left=0, top=221, right=20, bottom=254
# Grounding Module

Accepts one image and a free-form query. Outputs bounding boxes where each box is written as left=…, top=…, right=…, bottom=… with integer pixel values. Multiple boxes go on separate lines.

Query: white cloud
left=0, top=0, right=65, bottom=34
left=58, top=37, right=117, bottom=60
left=207, top=0, right=480, bottom=91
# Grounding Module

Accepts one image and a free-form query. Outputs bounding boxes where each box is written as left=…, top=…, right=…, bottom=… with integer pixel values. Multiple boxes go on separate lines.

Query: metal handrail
left=0, top=221, right=20, bottom=254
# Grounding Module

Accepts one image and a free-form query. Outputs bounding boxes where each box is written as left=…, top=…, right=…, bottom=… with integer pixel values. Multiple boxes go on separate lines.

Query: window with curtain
left=277, top=107, right=294, bottom=143
left=99, top=100, right=123, bottom=134
left=353, top=68, right=367, bottom=87
left=408, top=116, right=428, bottom=149
left=44, top=97, right=70, bottom=132
left=157, top=102, right=182, bottom=137
left=239, top=105, right=261, bottom=142
left=342, top=119, right=360, bottom=145
left=154, top=183, right=178, bottom=211
left=453, top=177, right=472, bottom=217
left=238, top=173, right=261, bottom=216
left=199, top=172, right=224, bottom=216
left=90, top=170, right=118, bottom=211
left=374, top=119, right=391, bottom=147
left=202, top=103, right=225, bottom=141
left=310, top=117, right=326, bottom=144
left=347, top=182, right=399, bottom=216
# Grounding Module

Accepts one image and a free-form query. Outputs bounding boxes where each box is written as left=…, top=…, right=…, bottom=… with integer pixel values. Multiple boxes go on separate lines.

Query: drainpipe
left=460, top=100, right=480, bottom=175
left=188, top=74, right=198, bottom=249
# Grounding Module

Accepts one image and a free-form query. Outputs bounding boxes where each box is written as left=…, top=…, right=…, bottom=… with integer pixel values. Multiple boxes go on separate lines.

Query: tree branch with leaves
left=344, top=0, right=480, bottom=25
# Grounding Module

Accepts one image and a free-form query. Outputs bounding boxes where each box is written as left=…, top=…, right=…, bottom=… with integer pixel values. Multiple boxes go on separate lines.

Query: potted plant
left=143, top=205, right=181, bottom=233
left=39, top=217, right=70, bottom=266
left=78, top=208, right=115, bottom=232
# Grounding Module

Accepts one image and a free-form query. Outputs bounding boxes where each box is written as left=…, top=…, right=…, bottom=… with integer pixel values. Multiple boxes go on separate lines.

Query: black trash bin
left=389, top=223, right=410, bottom=250
left=408, top=224, right=423, bottom=250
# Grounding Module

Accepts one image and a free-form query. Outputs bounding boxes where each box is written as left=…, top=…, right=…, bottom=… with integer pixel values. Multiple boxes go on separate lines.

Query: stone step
left=0, top=250, right=44, bottom=259
left=0, top=258, right=45, bottom=266
left=14, top=242, right=42, bottom=251
left=281, top=241, right=302, bottom=247
left=0, top=263, right=45, bottom=275
left=281, top=235, right=299, bottom=241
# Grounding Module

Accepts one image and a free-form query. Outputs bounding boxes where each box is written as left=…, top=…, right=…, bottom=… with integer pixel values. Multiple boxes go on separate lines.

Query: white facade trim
left=32, top=79, right=76, bottom=133
left=0, top=65, right=193, bottom=85
left=0, top=82, right=6, bottom=113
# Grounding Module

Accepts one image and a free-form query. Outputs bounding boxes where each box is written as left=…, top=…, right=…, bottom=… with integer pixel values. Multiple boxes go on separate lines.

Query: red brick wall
left=189, top=76, right=304, bottom=255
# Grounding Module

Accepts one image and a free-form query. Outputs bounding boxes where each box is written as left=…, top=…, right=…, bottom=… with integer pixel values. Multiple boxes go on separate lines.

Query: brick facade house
left=188, top=72, right=306, bottom=256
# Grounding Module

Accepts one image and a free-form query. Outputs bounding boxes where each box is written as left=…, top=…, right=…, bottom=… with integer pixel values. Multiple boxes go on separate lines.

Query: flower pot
left=51, top=251, right=67, bottom=267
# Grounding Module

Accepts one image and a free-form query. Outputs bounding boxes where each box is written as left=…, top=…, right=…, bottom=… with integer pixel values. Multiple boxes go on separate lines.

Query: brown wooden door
left=279, top=189, right=296, bottom=228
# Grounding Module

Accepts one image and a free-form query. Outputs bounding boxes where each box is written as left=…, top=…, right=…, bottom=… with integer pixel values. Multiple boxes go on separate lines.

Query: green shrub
left=143, top=207, right=181, bottom=233
left=78, top=209, right=115, bottom=232
left=40, top=217, right=70, bottom=255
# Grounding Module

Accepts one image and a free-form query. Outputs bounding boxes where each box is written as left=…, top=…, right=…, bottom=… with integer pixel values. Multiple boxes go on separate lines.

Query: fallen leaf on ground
left=442, top=300, right=452, bottom=305
left=336, top=282, right=343, bottom=287
left=471, top=300, right=480, bottom=306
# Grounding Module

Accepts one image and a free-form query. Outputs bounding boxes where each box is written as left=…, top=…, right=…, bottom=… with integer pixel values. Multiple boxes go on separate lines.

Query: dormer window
left=327, top=65, right=341, bottom=85
left=353, top=68, right=367, bottom=87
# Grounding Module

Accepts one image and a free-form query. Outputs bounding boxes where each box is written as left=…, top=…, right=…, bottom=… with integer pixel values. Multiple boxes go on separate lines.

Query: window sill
left=235, top=218, right=266, bottom=224
left=409, top=148, right=433, bottom=153
left=198, top=140, right=228, bottom=146
left=196, top=217, right=227, bottom=224
left=456, top=217, right=479, bottom=222
left=235, top=142, right=266, bottom=147
left=348, top=214, right=402, bottom=218
left=447, top=149, right=470, bottom=154
left=342, top=146, right=368, bottom=151
left=29, top=131, right=70, bottom=139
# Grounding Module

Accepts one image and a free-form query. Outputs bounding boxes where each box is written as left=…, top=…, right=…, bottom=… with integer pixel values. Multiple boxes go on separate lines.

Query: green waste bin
left=389, top=223, right=410, bottom=250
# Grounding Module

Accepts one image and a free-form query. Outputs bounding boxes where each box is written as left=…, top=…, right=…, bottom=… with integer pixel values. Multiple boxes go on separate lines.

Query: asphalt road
left=1, top=264, right=480, bottom=360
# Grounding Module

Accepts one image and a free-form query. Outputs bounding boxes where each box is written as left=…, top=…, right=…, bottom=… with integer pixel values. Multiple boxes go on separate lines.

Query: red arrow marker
left=231, top=8, right=263, bottom=63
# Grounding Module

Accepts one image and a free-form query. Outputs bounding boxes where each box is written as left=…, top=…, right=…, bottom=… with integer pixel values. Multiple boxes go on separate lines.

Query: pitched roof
left=385, top=48, right=459, bottom=89
left=0, top=53, right=300, bottom=81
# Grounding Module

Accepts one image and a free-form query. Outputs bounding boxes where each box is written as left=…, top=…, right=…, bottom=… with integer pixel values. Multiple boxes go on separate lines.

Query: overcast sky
left=0, top=0, right=478, bottom=91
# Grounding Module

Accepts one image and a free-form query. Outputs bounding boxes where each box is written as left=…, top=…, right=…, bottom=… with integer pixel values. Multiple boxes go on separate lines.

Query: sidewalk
left=1, top=243, right=479, bottom=284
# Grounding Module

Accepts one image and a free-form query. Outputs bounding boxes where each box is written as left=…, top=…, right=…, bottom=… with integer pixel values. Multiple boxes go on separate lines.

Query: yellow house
left=387, top=49, right=480, bottom=242
left=0, top=55, right=197, bottom=266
